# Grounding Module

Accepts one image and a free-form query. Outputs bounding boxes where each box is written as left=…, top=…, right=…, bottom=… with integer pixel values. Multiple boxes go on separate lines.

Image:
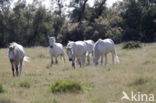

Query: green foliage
left=123, top=41, right=141, bottom=49
left=0, top=84, right=5, bottom=93
left=51, top=80, right=82, bottom=93
left=120, top=0, right=156, bottom=42
left=19, top=80, right=30, bottom=88
left=0, top=0, right=156, bottom=47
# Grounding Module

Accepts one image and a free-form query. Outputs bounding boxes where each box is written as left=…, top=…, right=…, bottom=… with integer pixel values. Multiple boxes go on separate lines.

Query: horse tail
left=24, top=56, right=30, bottom=62
left=115, top=55, right=120, bottom=63
left=114, top=48, right=120, bottom=63
left=62, top=54, right=65, bottom=63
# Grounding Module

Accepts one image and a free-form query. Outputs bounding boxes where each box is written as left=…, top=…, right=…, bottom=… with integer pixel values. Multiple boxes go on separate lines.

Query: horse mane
left=97, top=38, right=102, bottom=42
left=10, top=42, right=17, bottom=46
left=9, top=42, right=25, bottom=54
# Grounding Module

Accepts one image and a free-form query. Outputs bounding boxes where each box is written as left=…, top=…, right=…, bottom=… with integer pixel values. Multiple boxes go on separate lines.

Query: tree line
left=0, top=0, right=156, bottom=47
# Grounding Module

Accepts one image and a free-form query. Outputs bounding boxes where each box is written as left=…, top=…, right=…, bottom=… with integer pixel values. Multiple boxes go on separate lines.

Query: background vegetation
left=0, top=0, right=156, bottom=47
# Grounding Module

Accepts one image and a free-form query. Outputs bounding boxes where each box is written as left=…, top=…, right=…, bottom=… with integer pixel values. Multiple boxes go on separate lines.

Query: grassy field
left=0, top=43, right=156, bottom=103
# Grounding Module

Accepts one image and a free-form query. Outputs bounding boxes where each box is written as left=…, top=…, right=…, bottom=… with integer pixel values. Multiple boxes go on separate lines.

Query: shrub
left=123, top=41, right=141, bottom=49
left=128, top=78, right=148, bottom=86
left=51, top=80, right=82, bottom=93
left=0, top=84, right=5, bottom=93
left=19, top=80, right=30, bottom=88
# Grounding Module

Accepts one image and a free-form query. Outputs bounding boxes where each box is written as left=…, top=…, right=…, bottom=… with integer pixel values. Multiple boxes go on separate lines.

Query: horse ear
left=12, top=45, right=15, bottom=49
left=66, top=46, right=71, bottom=49
left=9, top=43, right=13, bottom=46
left=98, top=38, right=102, bottom=41
left=48, top=36, right=50, bottom=39
left=8, top=43, right=11, bottom=48
left=68, top=40, right=73, bottom=43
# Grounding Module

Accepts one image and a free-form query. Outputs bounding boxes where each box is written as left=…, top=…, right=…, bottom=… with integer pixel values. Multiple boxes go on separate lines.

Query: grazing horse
left=84, top=40, right=94, bottom=64
left=66, top=41, right=87, bottom=68
left=93, top=39, right=119, bottom=65
left=8, top=42, right=29, bottom=76
left=49, top=36, right=65, bottom=65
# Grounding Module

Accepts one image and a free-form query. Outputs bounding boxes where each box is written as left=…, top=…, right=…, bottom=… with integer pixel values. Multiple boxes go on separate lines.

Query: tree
left=69, top=0, right=89, bottom=23
left=50, top=0, right=64, bottom=17
left=0, top=0, right=12, bottom=47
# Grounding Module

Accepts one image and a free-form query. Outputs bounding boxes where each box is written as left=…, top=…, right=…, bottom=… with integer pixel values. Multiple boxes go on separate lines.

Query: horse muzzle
left=69, top=58, right=72, bottom=61
left=50, top=45, right=53, bottom=48
left=10, top=59, right=14, bottom=63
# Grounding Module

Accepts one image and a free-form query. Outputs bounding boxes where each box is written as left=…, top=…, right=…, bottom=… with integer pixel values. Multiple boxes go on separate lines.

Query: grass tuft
left=0, top=84, right=5, bottom=93
left=37, top=54, right=47, bottom=58
left=52, top=99, right=58, bottom=103
left=128, top=78, right=148, bottom=86
left=51, top=80, right=82, bottom=93
left=123, top=41, right=141, bottom=49
left=19, top=80, right=30, bottom=88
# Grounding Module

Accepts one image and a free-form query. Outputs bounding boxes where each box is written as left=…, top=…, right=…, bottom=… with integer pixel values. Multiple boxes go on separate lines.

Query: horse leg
left=15, top=64, right=19, bottom=76
left=77, top=58, right=81, bottom=67
left=61, top=54, right=65, bottom=63
left=87, top=53, right=90, bottom=65
left=101, top=55, right=104, bottom=65
left=11, top=63, right=15, bottom=77
left=72, top=61, right=75, bottom=69
left=104, top=54, right=107, bottom=66
left=82, top=55, right=86, bottom=67
left=19, top=60, right=23, bottom=75
left=111, top=51, right=115, bottom=64
left=79, top=58, right=82, bottom=68
left=55, top=57, right=58, bottom=64
left=84, top=52, right=86, bottom=67
left=50, top=57, right=53, bottom=66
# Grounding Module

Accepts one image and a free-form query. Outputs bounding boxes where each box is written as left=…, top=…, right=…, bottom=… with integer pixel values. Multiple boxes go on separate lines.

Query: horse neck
left=52, top=42, right=57, bottom=48
left=71, top=43, right=76, bottom=54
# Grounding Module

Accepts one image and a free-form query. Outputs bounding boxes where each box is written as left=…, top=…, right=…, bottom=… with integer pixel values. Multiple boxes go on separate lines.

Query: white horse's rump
left=93, top=39, right=119, bottom=65
left=84, top=40, right=94, bottom=64
left=49, top=37, right=65, bottom=65
left=66, top=41, right=87, bottom=68
left=8, top=42, right=29, bottom=76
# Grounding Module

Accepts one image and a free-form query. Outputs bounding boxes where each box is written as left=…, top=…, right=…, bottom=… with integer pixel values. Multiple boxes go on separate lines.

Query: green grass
left=0, top=84, right=5, bottom=93
left=19, top=80, right=30, bottom=88
left=0, top=43, right=156, bottom=103
left=51, top=80, right=82, bottom=93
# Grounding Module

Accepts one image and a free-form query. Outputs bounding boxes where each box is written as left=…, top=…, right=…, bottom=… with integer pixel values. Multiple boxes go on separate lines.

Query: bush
left=123, top=41, right=141, bottom=49
left=51, top=80, right=82, bottom=93
left=19, top=80, right=30, bottom=88
left=0, top=84, right=5, bottom=93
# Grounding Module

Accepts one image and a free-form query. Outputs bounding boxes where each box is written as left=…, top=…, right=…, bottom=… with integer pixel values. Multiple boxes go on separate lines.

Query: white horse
left=66, top=41, right=87, bottom=68
left=49, top=36, right=65, bottom=65
left=84, top=40, right=94, bottom=64
left=8, top=42, right=29, bottom=76
left=93, top=38, right=119, bottom=65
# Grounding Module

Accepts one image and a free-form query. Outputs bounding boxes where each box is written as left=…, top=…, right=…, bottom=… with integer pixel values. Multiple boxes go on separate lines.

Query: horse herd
left=8, top=37, right=119, bottom=76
